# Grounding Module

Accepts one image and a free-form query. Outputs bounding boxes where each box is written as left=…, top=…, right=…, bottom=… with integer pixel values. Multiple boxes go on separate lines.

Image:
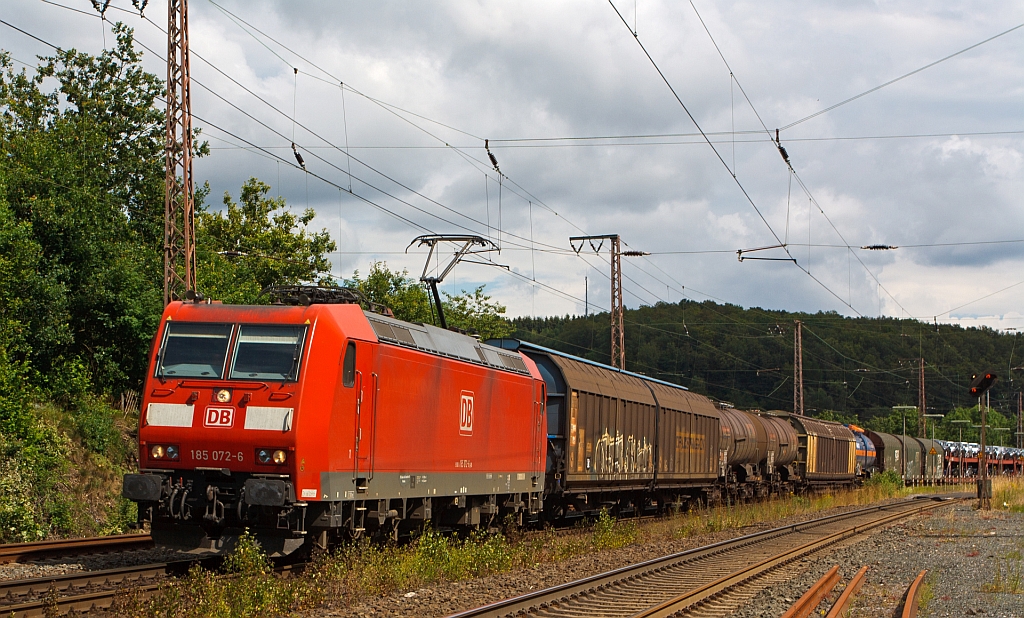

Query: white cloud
left=4, top=0, right=1023, bottom=329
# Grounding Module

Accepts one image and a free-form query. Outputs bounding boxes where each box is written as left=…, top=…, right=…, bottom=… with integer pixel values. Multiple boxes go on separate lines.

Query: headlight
left=149, top=444, right=179, bottom=460
left=256, top=448, right=288, bottom=465
left=215, top=389, right=232, bottom=403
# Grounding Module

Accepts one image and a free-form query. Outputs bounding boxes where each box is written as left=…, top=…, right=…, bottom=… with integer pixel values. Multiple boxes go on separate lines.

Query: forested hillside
left=514, top=300, right=1023, bottom=437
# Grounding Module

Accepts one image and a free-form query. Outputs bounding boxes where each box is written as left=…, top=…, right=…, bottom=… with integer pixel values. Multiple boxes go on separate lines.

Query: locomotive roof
left=160, top=301, right=534, bottom=377
left=487, top=338, right=690, bottom=392
left=363, top=311, right=532, bottom=376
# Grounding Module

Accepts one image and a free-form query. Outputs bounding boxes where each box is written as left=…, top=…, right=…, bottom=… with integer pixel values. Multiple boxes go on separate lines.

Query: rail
left=0, top=557, right=222, bottom=617
left=0, top=534, right=153, bottom=564
left=900, top=569, right=928, bottom=618
left=824, top=565, right=868, bottom=618
left=781, top=565, right=840, bottom=618
left=448, top=496, right=959, bottom=618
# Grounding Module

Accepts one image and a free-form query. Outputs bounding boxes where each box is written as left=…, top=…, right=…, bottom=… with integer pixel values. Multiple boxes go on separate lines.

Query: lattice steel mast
left=918, top=357, right=927, bottom=437
left=164, top=0, right=196, bottom=304
left=570, top=235, right=632, bottom=370
left=794, top=320, right=804, bottom=415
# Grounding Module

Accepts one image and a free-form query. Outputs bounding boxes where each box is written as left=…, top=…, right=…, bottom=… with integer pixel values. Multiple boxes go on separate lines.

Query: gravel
left=308, top=498, right=938, bottom=617
left=13, top=495, right=1012, bottom=618
left=729, top=500, right=1024, bottom=618
left=0, top=545, right=201, bottom=582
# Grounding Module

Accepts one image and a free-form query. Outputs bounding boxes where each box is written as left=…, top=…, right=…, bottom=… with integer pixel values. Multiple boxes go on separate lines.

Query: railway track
left=0, top=534, right=153, bottom=564
left=0, top=562, right=180, bottom=617
left=449, top=496, right=958, bottom=618
left=0, top=555, right=305, bottom=616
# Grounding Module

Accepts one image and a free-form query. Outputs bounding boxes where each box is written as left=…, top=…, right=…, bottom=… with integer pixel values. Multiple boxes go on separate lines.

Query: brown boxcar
left=769, top=412, right=856, bottom=482
left=503, top=340, right=720, bottom=495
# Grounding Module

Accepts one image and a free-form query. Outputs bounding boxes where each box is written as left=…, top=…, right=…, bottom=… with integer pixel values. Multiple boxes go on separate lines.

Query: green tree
left=196, top=178, right=337, bottom=304
left=0, top=25, right=164, bottom=397
left=344, top=261, right=433, bottom=323
left=344, top=262, right=513, bottom=339
left=442, top=285, right=514, bottom=340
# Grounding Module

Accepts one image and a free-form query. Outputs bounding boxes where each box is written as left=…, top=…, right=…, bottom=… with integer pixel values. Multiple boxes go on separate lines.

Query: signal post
left=969, top=372, right=997, bottom=510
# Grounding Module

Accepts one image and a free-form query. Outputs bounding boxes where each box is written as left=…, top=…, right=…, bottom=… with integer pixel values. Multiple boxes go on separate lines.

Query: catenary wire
left=780, top=21, right=1024, bottom=131
left=606, top=0, right=862, bottom=316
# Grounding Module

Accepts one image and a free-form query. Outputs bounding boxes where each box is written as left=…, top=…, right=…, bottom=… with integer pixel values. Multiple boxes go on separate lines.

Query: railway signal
left=968, top=372, right=997, bottom=397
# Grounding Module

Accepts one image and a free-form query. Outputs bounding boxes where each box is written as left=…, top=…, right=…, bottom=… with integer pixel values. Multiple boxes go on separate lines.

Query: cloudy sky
left=5, top=0, right=1023, bottom=328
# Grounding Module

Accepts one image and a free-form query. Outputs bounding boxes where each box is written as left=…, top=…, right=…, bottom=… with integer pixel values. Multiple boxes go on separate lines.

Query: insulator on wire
left=90, top=0, right=112, bottom=16
left=775, top=128, right=791, bottom=165
left=292, top=143, right=306, bottom=170
left=485, top=139, right=500, bottom=173
left=131, top=0, right=148, bottom=15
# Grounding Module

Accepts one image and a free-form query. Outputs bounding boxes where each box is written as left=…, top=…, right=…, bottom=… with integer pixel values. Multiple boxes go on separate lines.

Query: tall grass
left=994, top=476, right=1024, bottom=512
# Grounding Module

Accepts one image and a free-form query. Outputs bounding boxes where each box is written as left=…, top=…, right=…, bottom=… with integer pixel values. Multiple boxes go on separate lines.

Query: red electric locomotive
left=123, top=289, right=546, bottom=555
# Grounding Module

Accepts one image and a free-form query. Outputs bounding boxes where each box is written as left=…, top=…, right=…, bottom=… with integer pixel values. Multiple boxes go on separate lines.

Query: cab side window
left=342, top=342, right=356, bottom=387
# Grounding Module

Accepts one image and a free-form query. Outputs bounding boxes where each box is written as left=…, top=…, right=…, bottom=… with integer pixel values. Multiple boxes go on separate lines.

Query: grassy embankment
left=111, top=475, right=957, bottom=617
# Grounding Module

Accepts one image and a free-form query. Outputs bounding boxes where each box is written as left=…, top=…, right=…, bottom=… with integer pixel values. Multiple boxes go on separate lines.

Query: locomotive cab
left=123, top=304, right=324, bottom=555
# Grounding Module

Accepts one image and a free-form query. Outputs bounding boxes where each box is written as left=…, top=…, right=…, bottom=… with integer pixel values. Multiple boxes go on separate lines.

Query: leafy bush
left=865, top=469, right=903, bottom=492
left=592, top=509, right=641, bottom=550
left=0, top=446, right=45, bottom=542
left=76, top=397, right=119, bottom=454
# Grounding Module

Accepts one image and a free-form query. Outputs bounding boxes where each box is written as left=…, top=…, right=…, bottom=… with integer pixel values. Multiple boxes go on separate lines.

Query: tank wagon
left=848, top=425, right=877, bottom=476
left=716, top=407, right=798, bottom=499
left=124, top=292, right=874, bottom=555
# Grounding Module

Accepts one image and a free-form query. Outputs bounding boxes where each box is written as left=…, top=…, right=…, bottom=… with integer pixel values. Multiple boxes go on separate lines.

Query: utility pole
left=570, top=234, right=623, bottom=369
left=1011, top=390, right=1019, bottom=448
left=164, top=0, right=196, bottom=304
left=980, top=393, right=989, bottom=509
left=793, top=320, right=804, bottom=415
left=918, top=357, right=927, bottom=438
left=969, top=371, right=997, bottom=510
left=570, top=235, right=646, bottom=370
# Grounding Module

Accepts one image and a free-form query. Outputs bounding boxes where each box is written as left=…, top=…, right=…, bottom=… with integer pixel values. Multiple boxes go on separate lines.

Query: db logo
left=459, top=391, right=474, bottom=436
left=204, top=407, right=234, bottom=428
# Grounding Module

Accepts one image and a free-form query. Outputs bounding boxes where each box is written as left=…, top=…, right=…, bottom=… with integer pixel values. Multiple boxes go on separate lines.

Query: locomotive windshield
left=156, top=322, right=233, bottom=378
left=229, top=324, right=307, bottom=381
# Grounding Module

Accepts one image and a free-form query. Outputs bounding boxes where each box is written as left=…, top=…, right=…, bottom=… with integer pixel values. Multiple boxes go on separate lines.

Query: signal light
left=968, top=372, right=998, bottom=397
